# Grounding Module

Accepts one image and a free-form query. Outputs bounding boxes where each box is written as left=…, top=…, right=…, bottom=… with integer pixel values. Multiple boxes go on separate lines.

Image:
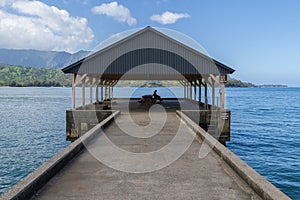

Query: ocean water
left=225, top=88, right=300, bottom=199
left=0, top=87, right=299, bottom=199
left=0, top=88, right=71, bottom=194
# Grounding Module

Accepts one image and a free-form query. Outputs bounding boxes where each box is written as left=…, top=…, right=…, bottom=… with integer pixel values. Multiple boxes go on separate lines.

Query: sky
left=0, top=0, right=300, bottom=86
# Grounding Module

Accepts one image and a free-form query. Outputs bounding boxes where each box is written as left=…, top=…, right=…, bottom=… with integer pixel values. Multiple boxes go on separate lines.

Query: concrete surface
left=33, top=100, right=261, bottom=200
left=0, top=111, right=119, bottom=200
left=178, top=110, right=291, bottom=200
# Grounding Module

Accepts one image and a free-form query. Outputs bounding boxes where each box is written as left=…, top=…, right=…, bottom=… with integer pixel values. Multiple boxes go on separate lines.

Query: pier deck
left=34, top=100, right=260, bottom=200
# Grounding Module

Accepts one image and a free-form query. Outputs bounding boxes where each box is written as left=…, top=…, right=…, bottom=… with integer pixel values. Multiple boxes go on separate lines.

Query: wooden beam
left=204, top=76, right=212, bottom=87
left=178, top=80, right=185, bottom=87
left=99, top=79, right=104, bottom=85
left=190, top=80, right=194, bottom=87
left=194, top=80, right=201, bottom=87
left=201, top=78, right=206, bottom=87
left=112, top=80, right=119, bottom=87
left=74, top=73, right=88, bottom=87
left=209, top=74, right=220, bottom=84
left=71, top=74, right=76, bottom=109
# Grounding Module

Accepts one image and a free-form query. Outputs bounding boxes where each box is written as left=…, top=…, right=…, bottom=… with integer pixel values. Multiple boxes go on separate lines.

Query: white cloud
left=150, top=11, right=190, bottom=25
left=81, top=0, right=89, bottom=5
left=0, top=0, right=14, bottom=7
left=0, top=0, right=94, bottom=52
left=63, top=0, right=89, bottom=6
left=92, top=1, right=136, bottom=26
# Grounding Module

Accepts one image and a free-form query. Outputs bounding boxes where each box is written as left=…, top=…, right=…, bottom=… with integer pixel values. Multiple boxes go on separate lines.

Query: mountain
left=0, top=49, right=90, bottom=68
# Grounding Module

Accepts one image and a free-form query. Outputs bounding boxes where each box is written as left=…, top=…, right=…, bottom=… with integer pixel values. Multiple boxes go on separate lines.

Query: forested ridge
left=0, top=64, right=71, bottom=87
left=0, top=64, right=287, bottom=88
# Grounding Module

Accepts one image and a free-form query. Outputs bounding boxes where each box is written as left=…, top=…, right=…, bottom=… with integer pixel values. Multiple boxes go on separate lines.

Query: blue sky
left=0, top=0, right=299, bottom=86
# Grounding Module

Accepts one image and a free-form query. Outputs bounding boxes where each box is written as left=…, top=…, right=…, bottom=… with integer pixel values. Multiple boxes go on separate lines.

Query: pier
left=0, top=26, right=290, bottom=199
left=33, top=101, right=262, bottom=199
left=0, top=100, right=289, bottom=199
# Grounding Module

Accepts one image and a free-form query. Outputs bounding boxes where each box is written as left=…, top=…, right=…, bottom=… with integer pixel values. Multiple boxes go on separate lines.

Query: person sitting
left=153, top=90, right=162, bottom=103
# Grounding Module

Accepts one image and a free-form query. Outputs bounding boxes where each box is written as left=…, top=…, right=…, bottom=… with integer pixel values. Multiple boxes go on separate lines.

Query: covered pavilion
left=62, top=26, right=235, bottom=144
left=62, top=26, right=234, bottom=110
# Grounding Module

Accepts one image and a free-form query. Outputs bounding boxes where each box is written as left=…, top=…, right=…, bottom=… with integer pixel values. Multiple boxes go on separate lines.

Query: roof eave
left=213, top=59, right=235, bottom=74
left=61, top=26, right=236, bottom=75
left=62, top=58, right=84, bottom=73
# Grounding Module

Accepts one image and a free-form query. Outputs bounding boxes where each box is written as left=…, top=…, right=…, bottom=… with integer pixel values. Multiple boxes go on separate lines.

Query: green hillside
left=226, top=78, right=255, bottom=87
left=0, top=64, right=71, bottom=87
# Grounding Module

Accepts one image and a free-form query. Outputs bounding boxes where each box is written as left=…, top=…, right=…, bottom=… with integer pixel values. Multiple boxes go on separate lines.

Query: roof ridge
left=62, top=26, right=235, bottom=74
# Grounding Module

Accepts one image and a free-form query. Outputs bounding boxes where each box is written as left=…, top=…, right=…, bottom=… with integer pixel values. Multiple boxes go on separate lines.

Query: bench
left=138, top=95, right=156, bottom=104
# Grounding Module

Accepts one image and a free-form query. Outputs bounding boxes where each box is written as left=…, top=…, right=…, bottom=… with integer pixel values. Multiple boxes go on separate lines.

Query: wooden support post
left=221, top=83, right=225, bottom=109
left=205, top=83, right=208, bottom=110
left=180, top=80, right=187, bottom=99
left=183, top=81, right=185, bottom=100
left=218, top=74, right=227, bottom=109
left=198, top=79, right=201, bottom=103
left=194, top=82, right=197, bottom=101
left=89, top=78, right=93, bottom=104
left=95, top=78, right=100, bottom=103
left=71, top=74, right=76, bottom=109
left=186, top=84, right=189, bottom=100
left=82, top=77, right=86, bottom=106
left=212, top=79, right=215, bottom=107
left=109, top=87, right=111, bottom=99
left=96, top=84, right=99, bottom=103
left=189, top=82, right=192, bottom=100
left=105, top=86, right=109, bottom=100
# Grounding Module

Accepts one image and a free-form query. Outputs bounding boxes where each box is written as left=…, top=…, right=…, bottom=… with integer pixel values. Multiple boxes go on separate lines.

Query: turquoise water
left=0, top=87, right=299, bottom=199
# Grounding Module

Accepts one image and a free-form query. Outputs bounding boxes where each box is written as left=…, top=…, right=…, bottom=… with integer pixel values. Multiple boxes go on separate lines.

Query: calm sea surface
left=0, top=87, right=299, bottom=199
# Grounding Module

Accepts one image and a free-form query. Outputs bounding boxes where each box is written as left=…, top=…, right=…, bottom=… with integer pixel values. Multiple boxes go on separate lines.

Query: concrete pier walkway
left=33, top=101, right=261, bottom=200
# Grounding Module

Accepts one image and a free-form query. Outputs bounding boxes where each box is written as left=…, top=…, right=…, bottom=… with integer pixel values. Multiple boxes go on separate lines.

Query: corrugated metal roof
left=62, top=26, right=235, bottom=79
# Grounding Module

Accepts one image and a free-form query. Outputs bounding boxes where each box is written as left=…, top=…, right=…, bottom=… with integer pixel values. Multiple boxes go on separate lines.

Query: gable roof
left=62, top=26, right=235, bottom=77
